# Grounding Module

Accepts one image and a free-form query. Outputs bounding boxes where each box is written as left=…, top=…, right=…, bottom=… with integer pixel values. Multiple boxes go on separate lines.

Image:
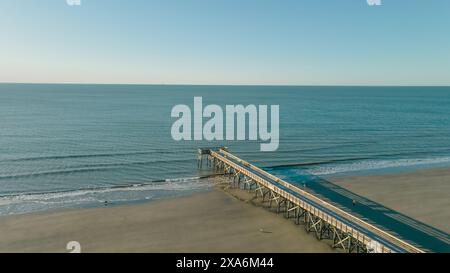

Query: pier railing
left=198, top=148, right=424, bottom=253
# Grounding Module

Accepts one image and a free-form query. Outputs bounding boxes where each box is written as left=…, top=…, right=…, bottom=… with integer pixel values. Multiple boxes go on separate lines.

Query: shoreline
left=0, top=181, right=334, bottom=253
left=1, top=167, right=448, bottom=252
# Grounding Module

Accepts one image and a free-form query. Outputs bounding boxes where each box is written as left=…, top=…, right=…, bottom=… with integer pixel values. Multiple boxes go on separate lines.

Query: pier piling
left=198, top=147, right=425, bottom=253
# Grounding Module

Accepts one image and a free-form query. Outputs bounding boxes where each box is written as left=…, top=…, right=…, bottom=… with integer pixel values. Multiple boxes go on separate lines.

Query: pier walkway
left=197, top=147, right=438, bottom=253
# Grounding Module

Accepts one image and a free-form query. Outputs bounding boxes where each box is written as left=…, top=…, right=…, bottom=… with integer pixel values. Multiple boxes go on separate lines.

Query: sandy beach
left=1, top=167, right=448, bottom=253
left=331, top=168, right=450, bottom=234
left=0, top=182, right=333, bottom=253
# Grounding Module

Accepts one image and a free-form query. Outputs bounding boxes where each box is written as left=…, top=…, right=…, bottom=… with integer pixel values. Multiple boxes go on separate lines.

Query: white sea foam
left=164, top=176, right=201, bottom=182
left=309, top=157, right=450, bottom=176
left=0, top=176, right=213, bottom=215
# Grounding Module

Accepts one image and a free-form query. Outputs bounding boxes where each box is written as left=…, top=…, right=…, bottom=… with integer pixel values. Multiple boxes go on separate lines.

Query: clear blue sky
left=1, top=0, right=449, bottom=85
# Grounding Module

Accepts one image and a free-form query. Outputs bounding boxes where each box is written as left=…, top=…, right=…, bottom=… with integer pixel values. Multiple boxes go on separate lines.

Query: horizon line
left=1, top=82, right=449, bottom=88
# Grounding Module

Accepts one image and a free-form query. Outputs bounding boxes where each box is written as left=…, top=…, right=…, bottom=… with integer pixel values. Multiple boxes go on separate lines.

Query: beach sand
left=331, top=168, right=450, bottom=233
left=0, top=182, right=334, bottom=253
left=2, top=168, right=447, bottom=253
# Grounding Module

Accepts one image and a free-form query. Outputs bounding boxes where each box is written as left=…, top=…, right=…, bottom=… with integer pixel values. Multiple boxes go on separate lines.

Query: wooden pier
left=198, top=147, right=425, bottom=253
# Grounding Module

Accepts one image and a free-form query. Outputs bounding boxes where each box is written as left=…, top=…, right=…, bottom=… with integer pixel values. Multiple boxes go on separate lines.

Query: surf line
left=171, top=96, right=279, bottom=151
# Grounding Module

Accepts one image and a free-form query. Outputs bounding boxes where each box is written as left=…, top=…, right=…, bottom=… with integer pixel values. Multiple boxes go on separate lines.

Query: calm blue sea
left=1, top=84, right=450, bottom=215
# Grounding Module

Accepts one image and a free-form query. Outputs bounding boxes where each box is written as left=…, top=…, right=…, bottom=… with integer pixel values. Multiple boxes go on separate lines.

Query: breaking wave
left=0, top=175, right=217, bottom=216
left=308, top=157, right=450, bottom=176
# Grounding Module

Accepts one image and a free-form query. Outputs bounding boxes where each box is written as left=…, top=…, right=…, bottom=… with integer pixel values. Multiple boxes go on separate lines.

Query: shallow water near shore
left=1, top=84, right=450, bottom=215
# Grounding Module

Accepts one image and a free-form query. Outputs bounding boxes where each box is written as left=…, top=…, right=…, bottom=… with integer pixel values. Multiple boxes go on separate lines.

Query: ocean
left=1, top=83, right=450, bottom=215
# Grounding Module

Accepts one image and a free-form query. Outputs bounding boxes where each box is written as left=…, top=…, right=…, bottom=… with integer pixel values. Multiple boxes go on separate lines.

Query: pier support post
left=200, top=148, right=398, bottom=254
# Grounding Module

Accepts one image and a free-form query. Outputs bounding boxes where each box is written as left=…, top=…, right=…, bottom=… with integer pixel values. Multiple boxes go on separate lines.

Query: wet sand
left=0, top=183, right=333, bottom=253
left=3, top=167, right=447, bottom=253
left=331, top=168, right=450, bottom=234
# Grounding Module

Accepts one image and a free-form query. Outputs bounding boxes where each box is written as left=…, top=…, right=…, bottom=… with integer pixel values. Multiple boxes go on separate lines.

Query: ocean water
left=1, top=84, right=450, bottom=215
